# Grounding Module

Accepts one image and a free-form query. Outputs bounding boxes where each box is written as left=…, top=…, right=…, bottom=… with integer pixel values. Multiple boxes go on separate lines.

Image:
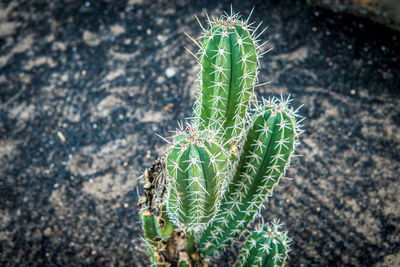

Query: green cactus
left=138, top=9, right=303, bottom=267
left=235, top=220, right=290, bottom=267
left=198, top=97, right=299, bottom=256
left=192, top=11, right=259, bottom=149
left=166, top=126, right=229, bottom=232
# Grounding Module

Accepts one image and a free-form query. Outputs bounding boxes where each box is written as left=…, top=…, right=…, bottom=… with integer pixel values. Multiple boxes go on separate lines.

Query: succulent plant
left=137, top=9, right=303, bottom=267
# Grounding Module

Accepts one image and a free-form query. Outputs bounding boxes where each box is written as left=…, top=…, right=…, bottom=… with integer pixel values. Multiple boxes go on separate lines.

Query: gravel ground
left=0, top=0, right=399, bottom=266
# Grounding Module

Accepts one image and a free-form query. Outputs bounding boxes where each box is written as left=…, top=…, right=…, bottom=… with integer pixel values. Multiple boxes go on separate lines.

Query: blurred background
left=0, top=0, right=399, bottom=266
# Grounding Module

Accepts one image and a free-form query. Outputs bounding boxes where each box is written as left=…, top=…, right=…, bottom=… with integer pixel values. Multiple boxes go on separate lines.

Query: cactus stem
left=140, top=9, right=304, bottom=266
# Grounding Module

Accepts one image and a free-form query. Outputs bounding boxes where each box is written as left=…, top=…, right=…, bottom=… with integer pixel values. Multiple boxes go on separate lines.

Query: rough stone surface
left=307, top=0, right=400, bottom=31
left=0, top=0, right=399, bottom=266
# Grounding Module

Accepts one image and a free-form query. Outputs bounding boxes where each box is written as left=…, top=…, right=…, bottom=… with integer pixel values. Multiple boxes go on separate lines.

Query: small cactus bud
left=236, top=220, right=290, bottom=267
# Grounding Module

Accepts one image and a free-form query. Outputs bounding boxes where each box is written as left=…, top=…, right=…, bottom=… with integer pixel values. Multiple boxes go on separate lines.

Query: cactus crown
left=139, top=9, right=303, bottom=267
left=192, top=10, right=263, bottom=149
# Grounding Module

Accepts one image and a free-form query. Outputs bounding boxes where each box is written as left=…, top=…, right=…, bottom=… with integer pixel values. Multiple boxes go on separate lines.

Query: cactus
left=235, top=220, right=290, bottom=267
left=138, top=9, right=303, bottom=267
left=198, top=97, right=299, bottom=256
left=192, top=11, right=259, bottom=149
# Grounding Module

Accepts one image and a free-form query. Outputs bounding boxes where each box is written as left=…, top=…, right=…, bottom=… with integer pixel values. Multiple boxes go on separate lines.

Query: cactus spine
left=139, top=9, right=303, bottom=267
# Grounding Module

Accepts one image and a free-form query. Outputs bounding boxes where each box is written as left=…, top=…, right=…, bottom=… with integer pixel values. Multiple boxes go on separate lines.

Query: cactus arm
left=194, top=16, right=258, bottom=148
left=198, top=98, right=298, bottom=256
left=166, top=128, right=228, bottom=232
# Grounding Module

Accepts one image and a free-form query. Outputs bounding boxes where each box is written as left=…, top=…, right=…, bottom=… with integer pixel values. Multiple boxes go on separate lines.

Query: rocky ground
left=0, top=0, right=399, bottom=266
